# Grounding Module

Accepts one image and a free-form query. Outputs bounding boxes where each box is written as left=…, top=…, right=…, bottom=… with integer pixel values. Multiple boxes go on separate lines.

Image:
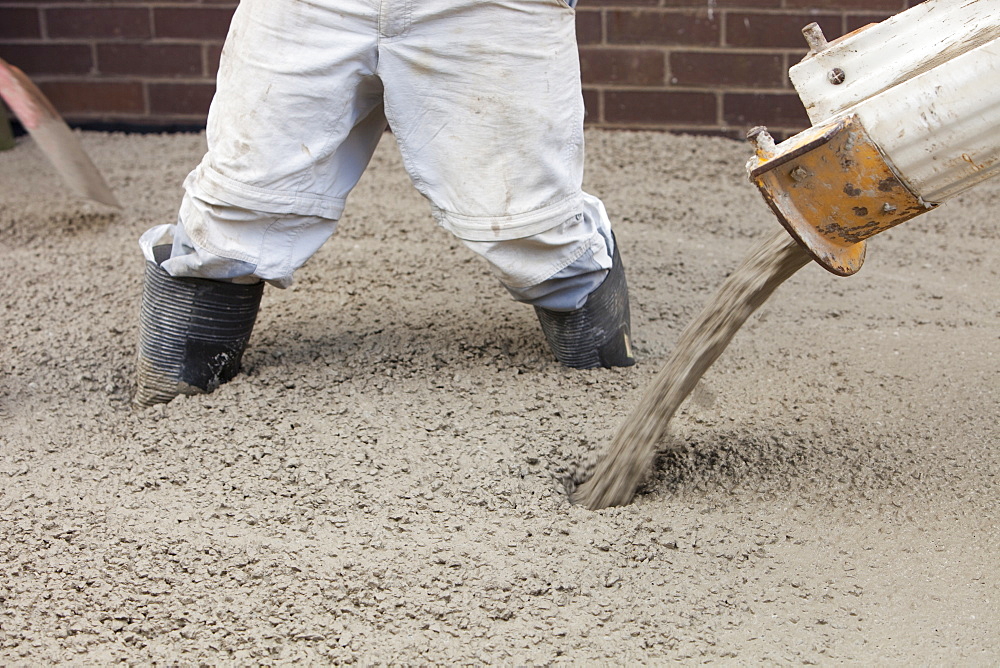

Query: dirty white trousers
left=142, top=0, right=614, bottom=310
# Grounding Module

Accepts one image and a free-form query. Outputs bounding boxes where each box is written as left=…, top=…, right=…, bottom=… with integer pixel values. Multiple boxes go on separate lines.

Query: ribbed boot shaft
left=134, top=247, right=264, bottom=407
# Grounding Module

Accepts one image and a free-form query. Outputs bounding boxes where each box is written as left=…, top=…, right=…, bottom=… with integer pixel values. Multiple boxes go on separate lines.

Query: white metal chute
left=856, top=39, right=1000, bottom=202
left=745, top=0, right=1000, bottom=276
left=790, top=0, right=1000, bottom=125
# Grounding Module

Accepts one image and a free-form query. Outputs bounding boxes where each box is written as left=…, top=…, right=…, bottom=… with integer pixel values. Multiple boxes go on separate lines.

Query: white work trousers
left=145, top=0, right=614, bottom=310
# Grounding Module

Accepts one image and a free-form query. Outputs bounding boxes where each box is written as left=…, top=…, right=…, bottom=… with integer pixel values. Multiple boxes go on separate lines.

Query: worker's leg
left=379, top=0, right=633, bottom=368
left=460, top=194, right=634, bottom=369
left=135, top=0, right=386, bottom=406
left=461, top=193, right=614, bottom=312
left=158, top=0, right=386, bottom=286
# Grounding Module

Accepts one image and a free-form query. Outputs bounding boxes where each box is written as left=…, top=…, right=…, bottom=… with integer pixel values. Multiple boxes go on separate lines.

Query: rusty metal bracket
left=747, top=114, right=934, bottom=276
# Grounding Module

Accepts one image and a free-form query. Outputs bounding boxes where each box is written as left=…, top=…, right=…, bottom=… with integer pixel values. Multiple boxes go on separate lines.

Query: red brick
left=608, top=10, right=720, bottom=47
left=575, top=9, right=602, bottom=45
left=785, top=0, right=903, bottom=8
left=153, top=6, right=235, bottom=40
left=582, top=87, right=600, bottom=122
left=671, top=51, right=784, bottom=87
left=723, top=92, right=809, bottom=129
left=592, top=0, right=658, bottom=6
left=663, top=0, right=778, bottom=6
left=605, top=90, right=716, bottom=125
left=148, top=81, right=215, bottom=116
left=38, top=80, right=145, bottom=114
left=97, top=43, right=202, bottom=77
left=726, top=12, right=844, bottom=49
left=0, top=43, right=92, bottom=75
left=0, top=8, right=41, bottom=39
left=580, top=47, right=664, bottom=86
left=46, top=7, right=150, bottom=40
left=205, top=43, right=224, bottom=77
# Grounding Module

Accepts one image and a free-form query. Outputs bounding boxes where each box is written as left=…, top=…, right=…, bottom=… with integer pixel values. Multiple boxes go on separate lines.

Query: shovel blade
left=0, top=59, right=121, bottom=209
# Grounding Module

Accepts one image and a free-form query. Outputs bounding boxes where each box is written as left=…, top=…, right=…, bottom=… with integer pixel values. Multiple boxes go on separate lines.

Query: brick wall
left=0, top=1, right=923, bottom=135
left=0, top=1, right=236, bottom=130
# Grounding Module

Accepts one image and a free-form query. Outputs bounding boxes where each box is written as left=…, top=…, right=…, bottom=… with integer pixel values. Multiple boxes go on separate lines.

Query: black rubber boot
left=134, top=245, right=264, bottom=407
left=534, top=239, right=635, bottom=369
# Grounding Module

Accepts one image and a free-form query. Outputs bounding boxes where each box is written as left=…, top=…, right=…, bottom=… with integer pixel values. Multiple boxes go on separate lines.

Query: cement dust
left=572, top=227, right=812, bottom=510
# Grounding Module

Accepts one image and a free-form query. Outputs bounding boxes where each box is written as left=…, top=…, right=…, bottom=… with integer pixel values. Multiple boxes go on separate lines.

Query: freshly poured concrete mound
left=1, top=129, right=997, bottom=664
